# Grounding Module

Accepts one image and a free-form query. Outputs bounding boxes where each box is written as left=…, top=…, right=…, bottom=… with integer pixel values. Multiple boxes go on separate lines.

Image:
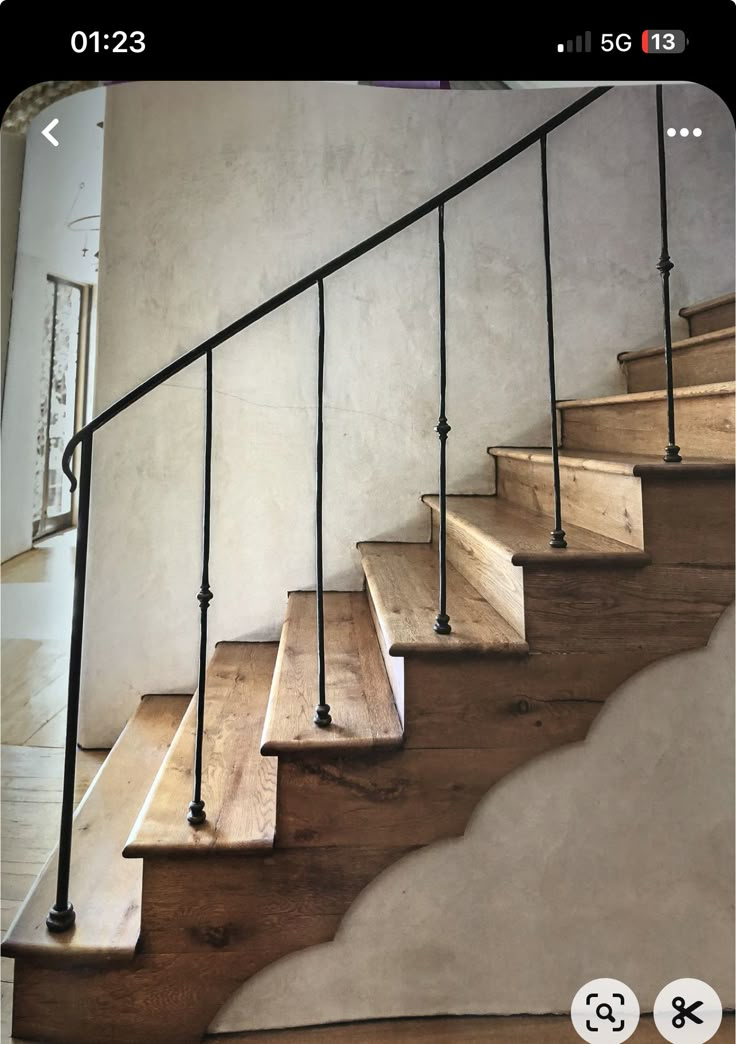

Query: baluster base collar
left=187, top=800, right=206, bottom=825
left=549, top=529, right=567, bottom=549
left=314, top=704, right=332, bottom=727
left=434, top=613, right=452, bottom=635
left=664, top=444, right=682, bottom=463
left=46, top=902, right=75, bottom=933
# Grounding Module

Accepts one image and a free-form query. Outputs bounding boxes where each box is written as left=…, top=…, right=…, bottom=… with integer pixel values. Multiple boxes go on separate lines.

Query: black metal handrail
left=48, top=83, right=685, bottom=933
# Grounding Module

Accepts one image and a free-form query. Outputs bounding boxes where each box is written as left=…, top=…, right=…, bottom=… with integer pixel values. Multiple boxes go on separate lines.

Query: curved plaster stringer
left=211, top=603, right=735, bottom=1035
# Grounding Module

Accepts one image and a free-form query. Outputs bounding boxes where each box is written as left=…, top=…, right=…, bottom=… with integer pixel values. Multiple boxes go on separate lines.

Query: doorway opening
left=32, top=275, right=93, bottom=542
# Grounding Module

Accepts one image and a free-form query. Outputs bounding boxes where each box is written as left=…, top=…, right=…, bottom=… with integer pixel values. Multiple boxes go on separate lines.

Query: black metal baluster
left=655, top=85, right=682, bottom=463
left=188, top=349, right=214, bottom=824
left=434, top=203, right=452, bottom=634
left=540, top=134, right=567, bottom=549
left=46, top=433, right=93, bottom=932
left=314, top=278, right=331, bottom=726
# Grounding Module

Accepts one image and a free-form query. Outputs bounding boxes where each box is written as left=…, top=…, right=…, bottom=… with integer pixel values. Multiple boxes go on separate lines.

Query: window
left=32, top=275, right=92, bottom=540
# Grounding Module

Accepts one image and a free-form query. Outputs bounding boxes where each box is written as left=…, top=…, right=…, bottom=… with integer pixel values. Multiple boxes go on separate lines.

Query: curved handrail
left=62, top=84, right=613, bottom=489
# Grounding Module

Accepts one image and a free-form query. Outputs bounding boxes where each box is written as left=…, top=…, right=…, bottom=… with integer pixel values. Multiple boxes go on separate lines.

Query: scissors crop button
left=672, top=995, right=704, bottom=1028
left=654, top=979, right=722, bottom=1043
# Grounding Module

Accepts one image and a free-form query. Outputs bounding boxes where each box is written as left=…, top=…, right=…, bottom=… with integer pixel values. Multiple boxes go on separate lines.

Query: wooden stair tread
left=359, top=541, right=528, bottom=656
left=2, top=694, right=187, bottom=965
left=422, top=495, right=651, bottom=566
left=124, top=643, right=278, bottom=857
left=679, top=291, right=735, bottom=318
left=260, top=592, right=403, bottom=755
left=558, top=380, right=735, bottom=411
left=488, top=446, right=735, bottom=478
left=617, top=326, right=735, bottom=362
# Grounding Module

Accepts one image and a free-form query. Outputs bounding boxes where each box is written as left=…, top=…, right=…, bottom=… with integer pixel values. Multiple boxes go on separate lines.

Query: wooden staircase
left=3, top=292, right=734, bottom=1043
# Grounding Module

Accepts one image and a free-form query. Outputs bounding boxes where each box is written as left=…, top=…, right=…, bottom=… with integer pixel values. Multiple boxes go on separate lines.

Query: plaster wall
left=1, top=87, right=103, bottom=563
left=82, top=80, right=734, bottom=744
left=211, top=604, right=735, bottom=1031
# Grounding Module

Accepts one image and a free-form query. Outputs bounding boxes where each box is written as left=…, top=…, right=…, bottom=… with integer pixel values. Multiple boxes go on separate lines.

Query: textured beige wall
left=210, top=604, right=735, bottom=1032
left=82, top=81, right=734, bottom=745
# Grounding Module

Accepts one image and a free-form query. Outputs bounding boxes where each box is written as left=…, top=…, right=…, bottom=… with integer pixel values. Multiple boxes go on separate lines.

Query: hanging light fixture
left=65, top=181, right=100, bottom=269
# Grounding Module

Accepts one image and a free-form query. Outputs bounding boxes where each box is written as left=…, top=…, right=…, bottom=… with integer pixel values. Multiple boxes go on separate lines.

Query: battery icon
left=642, top=29, right=687, bottom=53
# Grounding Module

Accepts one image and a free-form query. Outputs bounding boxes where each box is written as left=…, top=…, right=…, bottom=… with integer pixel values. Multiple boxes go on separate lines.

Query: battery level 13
left=642, top=29, right=688, bottom=53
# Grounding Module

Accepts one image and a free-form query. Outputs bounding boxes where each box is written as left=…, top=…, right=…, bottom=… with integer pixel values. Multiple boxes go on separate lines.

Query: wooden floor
left=1, top=535, right=108, bottom=1042
left=207, top=1013, right=736, bottom=1042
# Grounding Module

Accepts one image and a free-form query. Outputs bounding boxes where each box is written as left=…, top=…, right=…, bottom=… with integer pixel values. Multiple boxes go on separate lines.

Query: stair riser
left=401, top=651, right=660, bottom=749
left=560, top=392, right=735, bottom=458
left=12, top=955, right=212, bottom=1044
left=494, top=456, right=735, bottom=566
left=494, top=455, right=644, bottom=550
left=621, top=334, right=735, bottom=393
left=139, top=850, right=405, bottom=958
left=275, top=749, right=531, bottom=848
left=640, top=475, right=735, bottom=566
left=686, top=301, right=736, bottom=337
left=523, top=564, right=734, bottom=653
left=433, top=518, right=526, bottom=635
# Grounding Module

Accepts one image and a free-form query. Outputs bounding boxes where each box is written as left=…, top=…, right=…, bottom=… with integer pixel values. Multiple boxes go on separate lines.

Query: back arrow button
left=42, top=119, right=60, bottom=147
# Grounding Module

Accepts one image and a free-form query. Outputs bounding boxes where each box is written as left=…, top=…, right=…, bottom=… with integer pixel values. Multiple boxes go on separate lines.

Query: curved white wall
left=211, top=604, right=735, bottom=1033
left=82, top=81, right=734, bottom=745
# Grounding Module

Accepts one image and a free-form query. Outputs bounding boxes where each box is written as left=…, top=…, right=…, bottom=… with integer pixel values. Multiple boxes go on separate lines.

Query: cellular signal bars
left=557, top=31, right=592, bottom=53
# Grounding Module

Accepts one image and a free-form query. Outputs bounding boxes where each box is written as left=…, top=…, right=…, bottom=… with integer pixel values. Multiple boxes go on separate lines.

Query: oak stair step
left=558, top=380, right=735, bottom=458
left=124, top=642, right=278, bottom=858
left=618, top=327, right=735, bottom=393
left=422, top=494, right=651, bottom=566
left=260, top=591, right=403, bottom=756
left=2, top=694, right=187, bottom=965
left=680, top=291, right=735, bottom=337
left=489, top=445, right=736, bottom=477
left=359, top=541, right=527, bottom=657
left=422, top=494, right=649, bottom=635
left=488, top=446, right=735, bottom=551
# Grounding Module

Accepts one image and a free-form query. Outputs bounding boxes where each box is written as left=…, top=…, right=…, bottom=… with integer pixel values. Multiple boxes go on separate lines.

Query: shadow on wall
left=210, top=603, right=735, bottom=1033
